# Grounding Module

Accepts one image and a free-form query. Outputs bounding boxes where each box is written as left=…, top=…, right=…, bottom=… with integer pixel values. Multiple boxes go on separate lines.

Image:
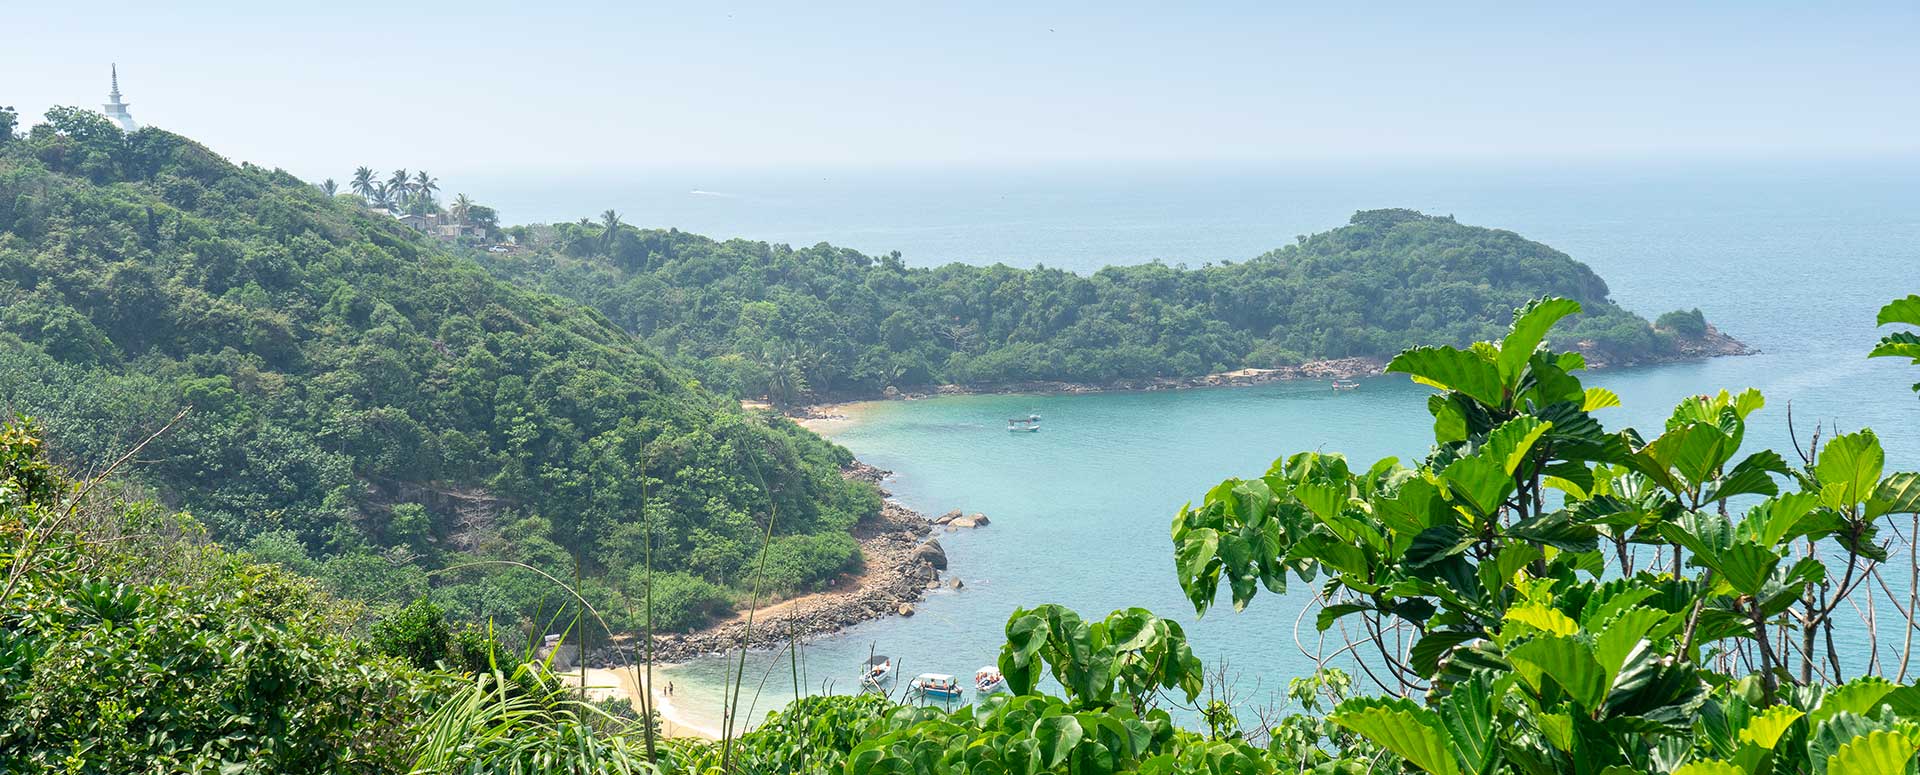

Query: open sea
left=471, top=159, right=1920, bottom=732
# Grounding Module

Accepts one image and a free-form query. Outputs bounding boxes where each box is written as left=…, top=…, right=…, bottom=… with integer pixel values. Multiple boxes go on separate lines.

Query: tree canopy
left=0, top=110, right=875, bottom=634
left=481, top=207, right=1723, bottom=403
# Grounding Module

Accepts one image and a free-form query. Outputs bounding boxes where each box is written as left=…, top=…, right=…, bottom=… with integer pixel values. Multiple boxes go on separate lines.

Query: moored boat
left=974, top=666, right=1007, bottom=694
left=861, top=655, right=893, bottom=688
left=909, top=673, right=965, bottom=700
left=1007, top=413, right=1042, bottom=432
left=1332, top=380, right=1360, bottom=391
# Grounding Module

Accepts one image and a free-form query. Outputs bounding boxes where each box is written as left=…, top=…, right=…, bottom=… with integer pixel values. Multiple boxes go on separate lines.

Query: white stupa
left=102, top=64, right=137, bottom=131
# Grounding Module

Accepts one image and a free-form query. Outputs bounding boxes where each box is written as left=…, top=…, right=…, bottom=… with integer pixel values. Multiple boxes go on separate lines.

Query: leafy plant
left=1871, top=294, right=1920, bottom=393
left=1171, top=296, right=1920, bottom=772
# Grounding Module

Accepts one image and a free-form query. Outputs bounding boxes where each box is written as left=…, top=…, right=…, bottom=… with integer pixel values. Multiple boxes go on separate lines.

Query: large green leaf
left=1032, top=715, right=1085, bottom=769
left=1738, top=706, right=1805, bottom=750
left=1498, top=297, right=1582, bottom=384
left=1823, top=729, right=1918, bottom=775
left=1593, top=608, right=1667, bottom=687
left=1877, top=294, right=1920, bottom=327
left=1816, top=429, right=1885, bottom=509
left=1331, top=697, right=1461, bottom=775
left=1389, top=345, right=1507, bottom=409
left=1713, top=543, right=1784, bottom=597
left=1868, top=472, right=1920, bottom=519
left=1435, top=673, right=1499, bottom=775
left=1440, top=417, right=1549, bottom=516
left=1509, top=635, right=1606, bottom=710
left=1812, top=677, right=1899, bottom=726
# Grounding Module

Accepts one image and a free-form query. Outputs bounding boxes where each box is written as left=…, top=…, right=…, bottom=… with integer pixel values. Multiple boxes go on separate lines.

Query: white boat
left=974, top=666, right=1007, bottom=694
left=1332, top=380, right=1360, bottom=391
left=1007, top=414, right=1042, bottom=433
left=909, top=673, right=965, bottom=700
left=860, top=655, right=893, bottom=687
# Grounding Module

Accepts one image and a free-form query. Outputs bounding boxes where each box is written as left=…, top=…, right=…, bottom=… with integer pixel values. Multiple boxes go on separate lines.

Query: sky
left=5, top=1, right=1918, bottom=181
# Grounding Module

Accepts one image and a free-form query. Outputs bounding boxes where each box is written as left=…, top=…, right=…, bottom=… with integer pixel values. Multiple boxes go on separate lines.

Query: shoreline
left=602, top=461, right=963, bottom=666
left=563, top=665, right=722, bottom=740
left=785, top=328, right=1754, bottom=412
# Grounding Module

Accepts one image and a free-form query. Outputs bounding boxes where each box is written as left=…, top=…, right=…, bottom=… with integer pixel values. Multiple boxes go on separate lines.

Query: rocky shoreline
left=598, top=462, right=979, bottom=665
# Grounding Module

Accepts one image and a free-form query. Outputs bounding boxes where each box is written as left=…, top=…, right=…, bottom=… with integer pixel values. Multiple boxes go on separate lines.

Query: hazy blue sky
left=7, top=2, right=1917, bottom=180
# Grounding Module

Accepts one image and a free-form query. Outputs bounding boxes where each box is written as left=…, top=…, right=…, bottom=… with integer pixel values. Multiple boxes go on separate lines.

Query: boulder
left=934, top=509, right=962, bottom=525
left=925, top=578, right=941, bottom=589
left=948, top=578, right=964, bottom=589
left=952, top=512, right=990, bottom=528
left=898, top=603, right=916, bottom=617
left=912, top=540, right=948, bottom=570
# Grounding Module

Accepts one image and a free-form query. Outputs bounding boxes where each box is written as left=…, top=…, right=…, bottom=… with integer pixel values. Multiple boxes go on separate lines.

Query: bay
left=583, top=159, right=1920, bottom=732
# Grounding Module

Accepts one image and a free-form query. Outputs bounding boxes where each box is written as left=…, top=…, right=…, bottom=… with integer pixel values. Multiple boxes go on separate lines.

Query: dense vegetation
left=477, top=209, right=1723, bottom=404
left=0, top=108, right=877, bottom=635
left=0, top=420, right=669, bottom=772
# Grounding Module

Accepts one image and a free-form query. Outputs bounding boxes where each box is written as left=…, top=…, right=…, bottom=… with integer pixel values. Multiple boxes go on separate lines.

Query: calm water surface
left=600, top=161, right=1920, bottom=731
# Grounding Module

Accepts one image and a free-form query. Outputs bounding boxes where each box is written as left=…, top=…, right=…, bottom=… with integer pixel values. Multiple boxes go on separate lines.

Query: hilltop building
left=102, top=64, right=137, bottom=131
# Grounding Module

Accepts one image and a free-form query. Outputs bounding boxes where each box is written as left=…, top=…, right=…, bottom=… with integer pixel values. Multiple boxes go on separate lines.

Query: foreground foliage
left=1172, top=296, right=1920, bottom=773
left=0, top=418, right=433, bottom=772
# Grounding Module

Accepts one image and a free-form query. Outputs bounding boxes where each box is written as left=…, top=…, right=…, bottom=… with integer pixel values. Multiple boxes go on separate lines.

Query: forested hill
left=0, top=109, right=875, bottom=633
left=482, top=208, right=1734, bottom=403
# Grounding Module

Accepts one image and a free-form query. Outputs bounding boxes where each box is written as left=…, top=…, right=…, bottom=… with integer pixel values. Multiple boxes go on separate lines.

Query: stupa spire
left=102, top=63, right=137, bottom=132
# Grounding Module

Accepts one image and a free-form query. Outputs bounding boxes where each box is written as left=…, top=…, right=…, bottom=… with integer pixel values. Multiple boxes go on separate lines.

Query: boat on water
left=860, top=655, right=893, bottom=688
left=1007, top=413, right=1042, bottom=433
left=974, top=666, right=1007, bottom=694
left=1332, top=380, right=1360, bottom=391
left=909, top=673, right=965, bottom=701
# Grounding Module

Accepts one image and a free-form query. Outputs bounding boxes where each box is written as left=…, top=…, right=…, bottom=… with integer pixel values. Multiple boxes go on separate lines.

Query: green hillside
left=0, top=108, right=875, bottom=633
left=477, top=207, right=1730, bottom=403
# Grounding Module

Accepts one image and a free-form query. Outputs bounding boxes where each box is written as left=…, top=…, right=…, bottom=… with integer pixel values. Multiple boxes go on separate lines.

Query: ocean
left=475, top=159, right=1920, bottom=733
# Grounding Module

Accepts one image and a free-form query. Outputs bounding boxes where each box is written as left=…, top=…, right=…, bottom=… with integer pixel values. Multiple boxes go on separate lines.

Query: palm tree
left=370, top=182, right=396, bottom=210
left=388, top=169, right=412, bottom=200
left=599, top=210, right=623, bottom=255
left=450, top=194, right=474, bottom=223
left=350, top=167, right=376, bottom=200
left=412, top=171, right=439, bottom=206
left=320, top=178, right=338, bottom=196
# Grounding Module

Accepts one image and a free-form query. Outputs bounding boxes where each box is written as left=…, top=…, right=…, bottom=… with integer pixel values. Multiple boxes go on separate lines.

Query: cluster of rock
left=933, top=509, right=990, bottom=530
left=602, top=464, right=987, bottom=665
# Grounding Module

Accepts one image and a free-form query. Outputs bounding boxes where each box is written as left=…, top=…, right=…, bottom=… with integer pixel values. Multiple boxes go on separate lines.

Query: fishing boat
left=909, top=673, right=965, bottom=701
left=1332, top=380, right=1360, bottom=391
left=974, top=666, right=1007, bottom=694
left=1007, top=413, right=1042, bottom=433
left=860, top=655, right=893, bottom=687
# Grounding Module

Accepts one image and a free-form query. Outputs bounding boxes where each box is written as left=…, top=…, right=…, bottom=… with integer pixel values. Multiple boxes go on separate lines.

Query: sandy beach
left=563, top=665, right=722, bottom=740
left=791, top=399, right=883, bottom=435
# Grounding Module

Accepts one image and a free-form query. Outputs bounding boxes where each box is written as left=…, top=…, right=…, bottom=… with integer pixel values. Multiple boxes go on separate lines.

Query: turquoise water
left=623, top=161, right=1920, bottom=732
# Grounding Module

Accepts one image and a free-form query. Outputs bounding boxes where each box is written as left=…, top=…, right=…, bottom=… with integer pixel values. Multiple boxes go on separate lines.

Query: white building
left=102, top=64, right=137, bottom=132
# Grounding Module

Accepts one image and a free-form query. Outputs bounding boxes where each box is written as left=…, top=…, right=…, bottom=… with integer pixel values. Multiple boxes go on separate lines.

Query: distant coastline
left=787, top=324, right=1753, bottom=413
